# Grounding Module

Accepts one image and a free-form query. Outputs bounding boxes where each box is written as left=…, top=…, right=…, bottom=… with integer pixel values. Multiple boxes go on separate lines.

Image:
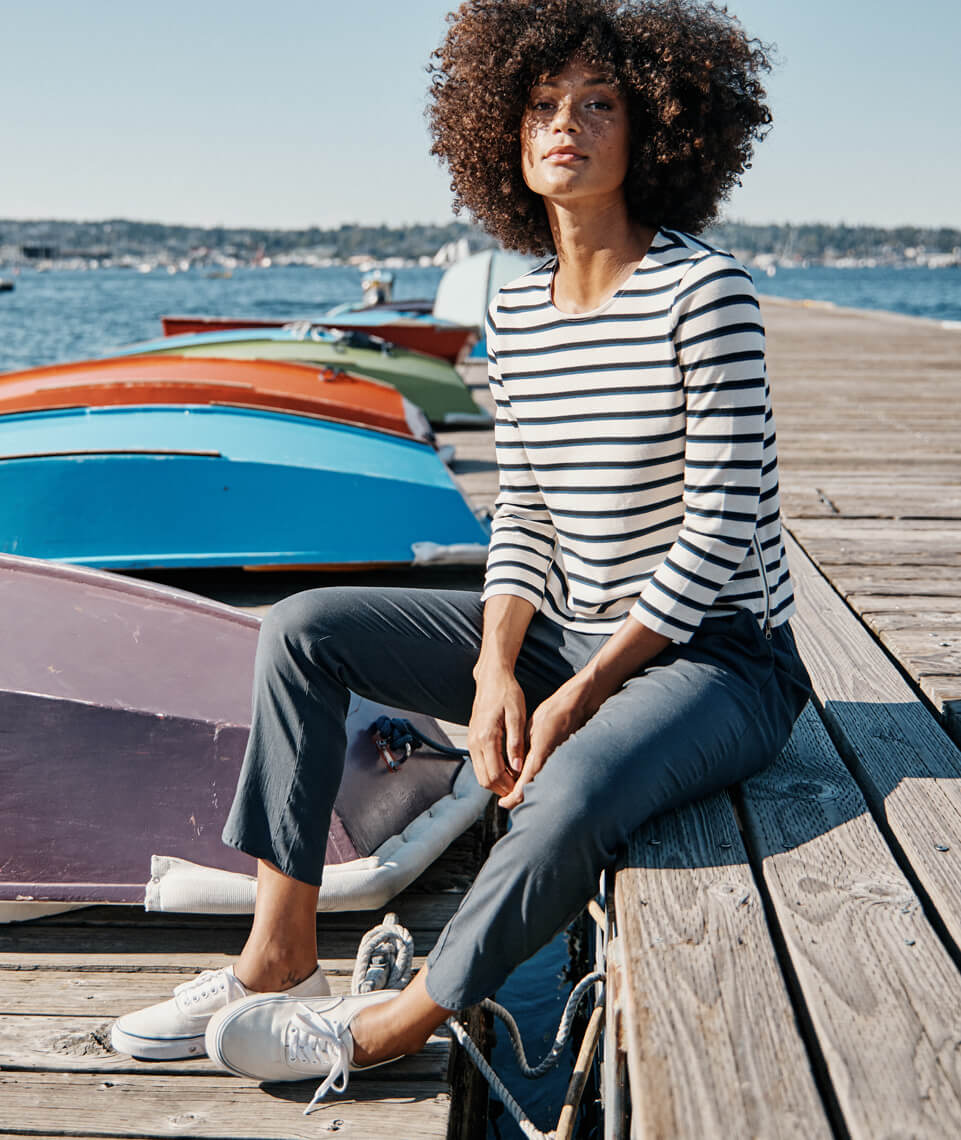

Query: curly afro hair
left=427, top=0, right=772, bottom=253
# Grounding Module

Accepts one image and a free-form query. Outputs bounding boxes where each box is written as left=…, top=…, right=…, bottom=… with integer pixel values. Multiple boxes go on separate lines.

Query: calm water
left=2, top=259, right=957, bottom=1138
left=0, top=265, right=444, bottom=373
left=1, top=261, right=960, bottom=375
left=754, top=263, right=961, bottom=324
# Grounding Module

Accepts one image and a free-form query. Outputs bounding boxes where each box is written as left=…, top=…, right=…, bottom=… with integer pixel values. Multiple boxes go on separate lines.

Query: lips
left=545, top=146, right=586, bottom=163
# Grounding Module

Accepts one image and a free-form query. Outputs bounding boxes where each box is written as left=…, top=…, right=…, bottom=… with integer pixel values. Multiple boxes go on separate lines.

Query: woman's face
left=520, top=58, right=630, bottom=207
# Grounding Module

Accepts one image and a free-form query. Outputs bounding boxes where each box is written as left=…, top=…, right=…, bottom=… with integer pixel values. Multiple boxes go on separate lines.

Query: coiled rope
left=368, top=715, right=469, bottom=770
left=447, top=971, right=606, bottom=1140
left=351, top=912, right=414, bottom=994
left=352, top=916, right=604, bottom=1140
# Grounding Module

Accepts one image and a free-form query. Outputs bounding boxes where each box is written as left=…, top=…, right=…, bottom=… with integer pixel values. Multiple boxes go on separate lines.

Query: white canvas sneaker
left=205, top=989, right=402, bottom=1112
left=110, top=964, right=330, bottom=1060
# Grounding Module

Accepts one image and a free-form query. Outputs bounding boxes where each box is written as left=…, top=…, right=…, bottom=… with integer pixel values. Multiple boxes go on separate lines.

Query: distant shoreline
left=759, top=292, right=961, bottom=330
left=2, top=218, right=960, bottom=272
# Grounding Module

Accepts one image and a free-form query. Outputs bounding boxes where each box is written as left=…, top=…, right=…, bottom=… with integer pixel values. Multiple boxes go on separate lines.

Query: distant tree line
left=705, top=221, right=961, bottom=258
left=1, top=218, right=959, bottom=261
left=0, top=218, right=494, bottom=260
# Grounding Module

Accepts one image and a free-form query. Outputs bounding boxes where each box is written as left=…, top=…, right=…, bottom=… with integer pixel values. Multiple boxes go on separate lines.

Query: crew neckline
left=547, top=227, right=665, bottom=319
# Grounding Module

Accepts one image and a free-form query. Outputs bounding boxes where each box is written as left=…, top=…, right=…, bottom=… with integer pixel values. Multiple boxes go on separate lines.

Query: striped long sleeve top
left=480, top=228, right=796, bottom=643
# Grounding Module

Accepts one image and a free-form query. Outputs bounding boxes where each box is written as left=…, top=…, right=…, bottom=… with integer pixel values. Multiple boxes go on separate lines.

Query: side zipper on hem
left=752, top=533, right=773, bottom=640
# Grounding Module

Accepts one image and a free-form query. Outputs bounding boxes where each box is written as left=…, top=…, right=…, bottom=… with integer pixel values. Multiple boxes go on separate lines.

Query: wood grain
left=0, top=1070, right=451, bottom=1138
left=613, top=792, right=828, bottom=1139
left=785, top=533, right=961, bottom=953
left=741, top=705, right=961, bottom=1137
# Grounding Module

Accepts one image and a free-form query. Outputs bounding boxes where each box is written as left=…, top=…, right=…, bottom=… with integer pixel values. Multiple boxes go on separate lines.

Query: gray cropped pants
left=222, top=588, right=811, bottom=1010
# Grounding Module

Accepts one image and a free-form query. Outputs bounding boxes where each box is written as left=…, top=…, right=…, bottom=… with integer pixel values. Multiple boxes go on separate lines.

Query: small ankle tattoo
left=279, top=967, right=311, bottom=990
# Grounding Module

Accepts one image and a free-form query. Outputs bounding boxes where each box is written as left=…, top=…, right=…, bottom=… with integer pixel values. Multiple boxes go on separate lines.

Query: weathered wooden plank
left=0, top=1013, right=448, bottom=1080
left=614, top=792, right=828, bottom=1139
left=824, top=573, right=960, bottom=599
left=741, top=704, right=961, bottom=1137
left=784, top=532, right=961, bottom=953
left=878, top=629, right=961, bottom=676
left=849, top=593, right=961, bottom=618
left=0, top=1070, right=451, bottom=1138
left=862, top=610, right=961, bottom=633
left=919, top=678, right=961, bottom=748
left=0, top=969, right=394, bottom=1015
left=0, top=899, right=461, bottom=970
left=787, top=494, right=961, bottom=521
left=789, top=519, right=961, bottom=540
left=821, top=564, right=960, bottom=585
left=0, top=950, right=390, bottom=974
left=793, top=539, right=961, bottom=568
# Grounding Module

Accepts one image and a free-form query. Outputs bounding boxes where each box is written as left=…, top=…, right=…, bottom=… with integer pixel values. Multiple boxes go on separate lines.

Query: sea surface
left=752, top=263, right=961, bottom=325
left=1, top=260, right=957, bottom=1138
left=1, top=261, right=960, bottom=375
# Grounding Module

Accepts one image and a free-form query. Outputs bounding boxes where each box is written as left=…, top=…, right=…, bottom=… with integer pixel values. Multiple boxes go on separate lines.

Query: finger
left=499, top=744, right=544, bottom=810
left=484, top=745, right=517, bottom=797
left=504, top=699, right=527, bottom=775
left=473, top=731, right=515, bottom=797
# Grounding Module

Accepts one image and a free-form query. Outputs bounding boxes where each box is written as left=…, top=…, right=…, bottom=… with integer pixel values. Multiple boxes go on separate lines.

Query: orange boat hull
left=0, top=355, right=428, bottom=442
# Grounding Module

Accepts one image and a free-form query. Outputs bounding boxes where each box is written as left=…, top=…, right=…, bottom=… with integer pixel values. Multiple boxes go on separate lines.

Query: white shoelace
left=173, top=968, right=247, bottom=1011
left=285, top=1005, right=352, bottom=1114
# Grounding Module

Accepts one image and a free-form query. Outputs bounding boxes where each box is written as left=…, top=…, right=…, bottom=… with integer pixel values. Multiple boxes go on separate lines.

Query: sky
left=1, top=0, right=958, bottom=230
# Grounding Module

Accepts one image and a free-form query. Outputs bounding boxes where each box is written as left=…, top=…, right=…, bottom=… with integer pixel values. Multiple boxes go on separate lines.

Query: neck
left=546, top=195, right=656, bottom=314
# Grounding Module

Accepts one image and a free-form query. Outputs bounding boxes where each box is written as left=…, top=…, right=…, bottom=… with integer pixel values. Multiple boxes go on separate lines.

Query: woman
left=112, top=0, right=811, bottom=1104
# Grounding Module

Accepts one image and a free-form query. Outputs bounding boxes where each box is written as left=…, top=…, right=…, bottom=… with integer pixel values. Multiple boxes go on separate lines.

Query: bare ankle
left=350, top=1000, right=425, bottom=1065
left=234, top=947, right=317, bottom=993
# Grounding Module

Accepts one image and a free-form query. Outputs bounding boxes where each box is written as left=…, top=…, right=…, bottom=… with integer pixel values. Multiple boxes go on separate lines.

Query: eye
left=586, top=98, right=614, bottom=111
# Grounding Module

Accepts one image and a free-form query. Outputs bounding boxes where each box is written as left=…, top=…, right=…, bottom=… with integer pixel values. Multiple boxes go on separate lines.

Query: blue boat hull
left=0, top=405, right=489, bottom=569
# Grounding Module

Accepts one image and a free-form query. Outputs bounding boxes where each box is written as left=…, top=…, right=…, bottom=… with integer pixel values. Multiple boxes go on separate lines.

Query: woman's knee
left=255, top=588, right=357, bottom=674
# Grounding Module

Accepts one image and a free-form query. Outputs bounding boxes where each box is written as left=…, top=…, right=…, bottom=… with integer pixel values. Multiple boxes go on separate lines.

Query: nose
left=551, top=97, right=579, bottom=133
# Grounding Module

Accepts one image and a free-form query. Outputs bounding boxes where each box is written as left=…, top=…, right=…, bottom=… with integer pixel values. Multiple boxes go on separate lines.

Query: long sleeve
left=481, top=309, right=557, bottom=609
left=633, top=255, right=767, bottom=642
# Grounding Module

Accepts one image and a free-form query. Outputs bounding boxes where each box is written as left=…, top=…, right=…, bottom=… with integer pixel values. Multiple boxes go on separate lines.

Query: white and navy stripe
left=481, top=228, right=796, bottom=642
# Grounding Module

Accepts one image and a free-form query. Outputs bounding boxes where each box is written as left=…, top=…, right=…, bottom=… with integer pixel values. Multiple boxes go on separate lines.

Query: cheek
left=519, top=119, right=543, bottom=188
left=597, top=123, right=630, bottom=176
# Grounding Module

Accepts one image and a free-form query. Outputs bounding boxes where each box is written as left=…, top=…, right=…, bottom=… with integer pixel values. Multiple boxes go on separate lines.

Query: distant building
left=20, top=244, right=58, bottom=260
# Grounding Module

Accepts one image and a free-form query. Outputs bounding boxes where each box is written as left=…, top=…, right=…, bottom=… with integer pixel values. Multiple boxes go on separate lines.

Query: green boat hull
left=119, top=333, right=489, bottom=426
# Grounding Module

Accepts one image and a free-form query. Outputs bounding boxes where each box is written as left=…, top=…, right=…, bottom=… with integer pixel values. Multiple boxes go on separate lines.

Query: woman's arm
left=468, top=594, right=536, bottom=798
left=469, top=307, right=559, bottom=798
left=481, top=310, right=557, bottom=609
left=634, top=254, right=768, bottom=641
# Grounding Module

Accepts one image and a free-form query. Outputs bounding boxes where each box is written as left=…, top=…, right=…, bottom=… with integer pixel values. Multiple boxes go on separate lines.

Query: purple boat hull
left=0, top=555, right=465, bottom=907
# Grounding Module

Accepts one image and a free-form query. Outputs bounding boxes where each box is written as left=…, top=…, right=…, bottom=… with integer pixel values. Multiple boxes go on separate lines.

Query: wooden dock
left=3, top=297, right=960, bottom=1138
left=607, top=298, right=961, bottom=1138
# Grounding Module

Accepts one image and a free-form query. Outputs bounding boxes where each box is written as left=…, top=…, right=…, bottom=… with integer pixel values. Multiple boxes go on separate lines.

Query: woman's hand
left=498, top=617, right=672, bottom=810
left=498, top=672, right=598, bottom=810
left=468, top=663, right=528, bottom=799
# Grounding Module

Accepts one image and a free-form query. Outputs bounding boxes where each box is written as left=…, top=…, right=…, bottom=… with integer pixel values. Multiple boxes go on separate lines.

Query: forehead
left=531, top=60, right=617, bottom=90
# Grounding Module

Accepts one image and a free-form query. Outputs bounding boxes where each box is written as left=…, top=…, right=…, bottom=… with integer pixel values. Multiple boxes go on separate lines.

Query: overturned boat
left=159, top=312, right=475, bottom=364
left=0, top=354, right=434, bottom=443
left=112, top=327, right=490, bottom=426
left=0, top=555, right=488, bottom=921
left=0, top=403, right=489, bottom=570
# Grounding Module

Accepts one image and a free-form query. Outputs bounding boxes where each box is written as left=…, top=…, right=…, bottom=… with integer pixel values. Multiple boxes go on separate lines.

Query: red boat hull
left=160, top=314, right=474, bottom=362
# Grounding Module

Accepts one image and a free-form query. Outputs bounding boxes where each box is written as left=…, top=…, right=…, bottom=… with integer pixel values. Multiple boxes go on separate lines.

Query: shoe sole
left=110, top=1021, right=206, bottom=1060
